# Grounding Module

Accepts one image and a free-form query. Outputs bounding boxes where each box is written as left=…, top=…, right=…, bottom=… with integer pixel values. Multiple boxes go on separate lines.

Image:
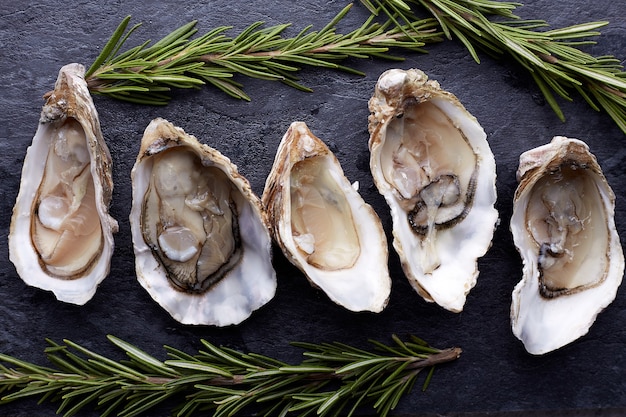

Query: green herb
left=84, top=5, right=441, bottom=104
left=366, top=0, right=626, bottom=133
left=0, top=334, right=460, bottom=417
left=83, top=1, right=626, bottom=134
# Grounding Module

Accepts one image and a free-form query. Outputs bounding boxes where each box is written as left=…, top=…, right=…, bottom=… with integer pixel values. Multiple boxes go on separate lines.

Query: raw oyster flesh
left=262, top=122, right=391, bottom=312
left=510, top=136, right=624, bottom=355
left=368, top=68, right=498, bottom=312
left=129, top=118, right=276, bottom=326
left=9, top=63, right=118, bottom=305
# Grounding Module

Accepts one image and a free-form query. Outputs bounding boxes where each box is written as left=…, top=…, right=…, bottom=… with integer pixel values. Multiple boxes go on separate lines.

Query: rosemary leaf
left=85, top=15, right=133, bottom=79
left=165, top=361, right=232, bottom=377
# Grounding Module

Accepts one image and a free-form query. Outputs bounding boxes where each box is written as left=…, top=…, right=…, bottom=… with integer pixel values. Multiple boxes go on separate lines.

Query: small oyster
left=129, top=118, right=276, bottom=326
left=9, top=63, right=118, bottom=305
left=368, top=68, right=498, bottom=312
left=262, top=122, right=391, bottom=312
left=510, top=136, right=624, bottom=355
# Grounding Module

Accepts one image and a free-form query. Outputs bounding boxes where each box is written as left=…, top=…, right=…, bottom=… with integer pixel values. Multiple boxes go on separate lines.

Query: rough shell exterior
left=368, top=68, right=498, bottom=312
left=510, top=136, right=624, bottom=354
left=129, top=118, right=276, bottom=326
left=262, top=121, right=391, bottom=312
left=9, top=63, right=118, bottom=305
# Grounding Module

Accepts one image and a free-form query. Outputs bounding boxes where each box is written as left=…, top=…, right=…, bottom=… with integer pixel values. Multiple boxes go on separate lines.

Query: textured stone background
left=0, top=1, right=625, bottom=416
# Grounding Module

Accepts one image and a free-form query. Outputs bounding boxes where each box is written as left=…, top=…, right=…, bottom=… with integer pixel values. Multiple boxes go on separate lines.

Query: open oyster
left=368, top=68, right=498, bottom=312
left=510, top=136, right=624, bottom=355
left=129, top=118, right=276, bottom=326
left=9, top=63, right=118, bottom=305
left=262, top=122, right=391, bottom=312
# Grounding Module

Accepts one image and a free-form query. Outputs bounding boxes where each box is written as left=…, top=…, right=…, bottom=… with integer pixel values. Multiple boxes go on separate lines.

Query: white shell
left=510, top=136, right=624, bottom=355
left=368, top=68, right=498, bottom=312
left=9, top=63, right=118, bottom=305
left=129, top=118, right=276, bottom=326
left=263, top=122, right=391, bottom=312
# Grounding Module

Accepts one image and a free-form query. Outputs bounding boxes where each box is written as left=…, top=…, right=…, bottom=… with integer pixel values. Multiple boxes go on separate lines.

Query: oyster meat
left=510, top=136, right=624, bottom=355
left=9, top=63, right=118, bottom=305
left=368, top=68, right=498, bottom=312
left=263, top=122, right=391, bottom=312
left=129, top=118, right=276, bottom=326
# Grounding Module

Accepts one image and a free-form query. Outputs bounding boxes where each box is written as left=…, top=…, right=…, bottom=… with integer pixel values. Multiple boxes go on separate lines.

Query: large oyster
left=510, top=136, right=624, bottom=355
left=129, top=118, right=276, bottom=326
left=368, top=68, right=498, bottom=312
left=262, top=122, right=391, bottom=312
left=9, top=63, right=118, bottom=305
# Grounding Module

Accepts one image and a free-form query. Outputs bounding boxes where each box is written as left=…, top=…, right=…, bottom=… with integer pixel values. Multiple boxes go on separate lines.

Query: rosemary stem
left=405, top=347, right=462, bottom=370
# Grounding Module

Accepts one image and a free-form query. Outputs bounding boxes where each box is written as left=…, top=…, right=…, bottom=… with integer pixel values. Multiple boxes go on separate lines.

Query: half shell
left=510, top=136, right=624, bottom=354
left=368, top=68, right=498, bottom=312
left=129, top=118, right=276, bottom=326
left=9, top=63, right=118, bottom=305
left=263, top=122, right=391, bottom=312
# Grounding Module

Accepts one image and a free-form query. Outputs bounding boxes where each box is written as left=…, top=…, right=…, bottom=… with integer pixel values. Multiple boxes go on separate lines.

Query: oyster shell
left=262, top=122, right=391, bottom=312
left=510, top=136, right=624, bottom=355
left=368, top=68, right=498, bottom=312
left=9, top=63, right=118, bottom=305
left=129, top=118, right=276, bottom=326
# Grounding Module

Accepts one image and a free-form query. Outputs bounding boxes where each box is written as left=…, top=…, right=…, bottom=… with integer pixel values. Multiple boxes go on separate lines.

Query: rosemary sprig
left=82, top=1, right=626, bottom=133
left=366, top=0, right=626, bottom=134
left=84, top=4, right=441, bottom=104
left=0, top=334, right=460, bottom=417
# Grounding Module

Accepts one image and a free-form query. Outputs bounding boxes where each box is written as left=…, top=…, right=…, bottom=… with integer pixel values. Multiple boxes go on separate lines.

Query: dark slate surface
left=1, top=1, right=625, bottom=416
